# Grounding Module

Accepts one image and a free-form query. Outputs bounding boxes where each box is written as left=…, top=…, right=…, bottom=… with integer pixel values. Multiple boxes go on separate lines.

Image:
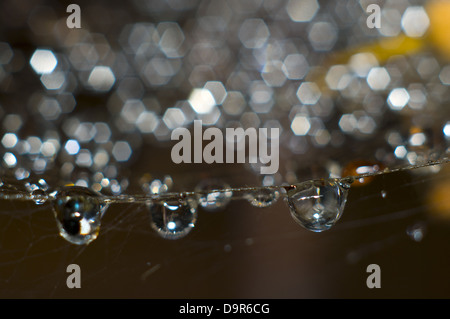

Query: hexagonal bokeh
left=158, top=22, right=185, bottom=58
left=283, top=54, right=309, bottom=80
left=163, top=107, right=186, bottom=129
left=367, top=67, right=391, bottom=91
left=401, top=6, right=430, bottom=38
left=188, top=88, right=216, bottom=114
left=308, top=21, right=337, bottom=51
left=30, top=49, right=58, bottom=74
left=121, top=99, right=145, bottom=124
left=238, top=18, right=270, bottom=49
left=136, top=111, right=159, bottom=133
left=291, top=114, right=311, bottom=136
left=112, top=141, right=132, bottom=162
left=203, top=81, right=227, bottom=104
left=387, top=88, right=410, bottom=111
left=286, top=0, right=319, bottom=22
left=296, top=82, right=321, bottom=105
left=87, top=66, right=115, bottom=91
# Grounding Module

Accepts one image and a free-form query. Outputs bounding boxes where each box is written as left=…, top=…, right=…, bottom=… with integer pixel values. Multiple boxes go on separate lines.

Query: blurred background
left=0, top=0, right=449, bottom=298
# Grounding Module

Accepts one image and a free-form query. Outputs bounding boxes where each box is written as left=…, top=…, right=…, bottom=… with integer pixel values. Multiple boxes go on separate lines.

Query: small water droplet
left=52, top=186, right=108, bottom=245
left=406, top=222, right=427, bottom=242
left=286, top=180, right=350, bottom=232
left=381, top=190, right=387, bottom=198
left=148, top=196, right=198, bottom=240
left=195, top=179, right=232, bottom=212
left=246, top=188, right=279, bottom=208
left=31, top=189, right=47, bottom=205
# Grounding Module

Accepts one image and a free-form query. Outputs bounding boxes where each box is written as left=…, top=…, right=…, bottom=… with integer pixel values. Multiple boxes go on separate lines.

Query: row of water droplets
left=0, top=175, right=352, bottom=245
left=0, top=158, right=446, bottom=245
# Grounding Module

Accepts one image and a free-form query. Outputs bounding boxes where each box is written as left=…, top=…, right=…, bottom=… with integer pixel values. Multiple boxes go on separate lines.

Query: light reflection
left=188, top=88, right=216, bottom=114
left=87, top=66, right=115, bottom=91
left=30, top=49, right=58, bottom=74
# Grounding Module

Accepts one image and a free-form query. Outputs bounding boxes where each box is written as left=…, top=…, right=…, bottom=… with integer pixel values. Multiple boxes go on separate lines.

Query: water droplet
left=195, top=179, right=232, bottom=212
left=381, top=190, right=387, bottom=198
left=31, top=189, right=47, bottom=205
left=52, top=186, right=108, bottom=245
left=406, top=222, right=427, bottom=242
left=148, top=195, right=198, bottom=240
left=285, top=180, right=350, bottom=232
left=245, top=188, right=279, bottom=208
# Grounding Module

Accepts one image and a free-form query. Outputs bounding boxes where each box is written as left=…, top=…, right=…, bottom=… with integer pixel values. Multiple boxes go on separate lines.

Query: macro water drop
left=195, top=179, right=232, bottom=212
left=148, top=195, right=198, bottom=239
left=31, top=188, right=48, bottom=205
left=245, top=188, right=279, bottom=208
left=285, top=180, right=350, bottom=232
left=52, top=186, right=108, bottom=245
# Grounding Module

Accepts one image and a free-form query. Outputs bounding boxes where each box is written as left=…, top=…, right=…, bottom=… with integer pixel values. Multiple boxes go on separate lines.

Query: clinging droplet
left=52, top=186, right=108, bottom=245
left=148, top=195, right=198, bottom=240
left=285, top=180, right=350, bottom=232
left=195, top=179, right=232, bottom=212
left=31, top=189, right=48, bottom=205
left=246, top=188, right=279, bottom=208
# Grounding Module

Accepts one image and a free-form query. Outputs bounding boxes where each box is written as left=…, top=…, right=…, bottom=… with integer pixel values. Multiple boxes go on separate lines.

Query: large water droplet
left=52, top=186, right=108, bottom=245
left=245, top=188, right=279, bottom=208
left=195, top=179, right=232, bottom=212
left=148, top=195, right=198, bottom=239
left=285, top=180, right=350, bottom=232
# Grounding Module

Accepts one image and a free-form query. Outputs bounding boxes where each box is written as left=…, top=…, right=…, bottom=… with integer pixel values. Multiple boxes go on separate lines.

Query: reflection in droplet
left=195, top=179, right=232, bottom=212
left=52, top=186, right=108, bottom=245
left=31, top=188, right=47, bottom=205
left=285, top=180, right=350, bottom=232
left=245, top=188, right=279, bottom=207
left=148, top=196, right=198, bottom=239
